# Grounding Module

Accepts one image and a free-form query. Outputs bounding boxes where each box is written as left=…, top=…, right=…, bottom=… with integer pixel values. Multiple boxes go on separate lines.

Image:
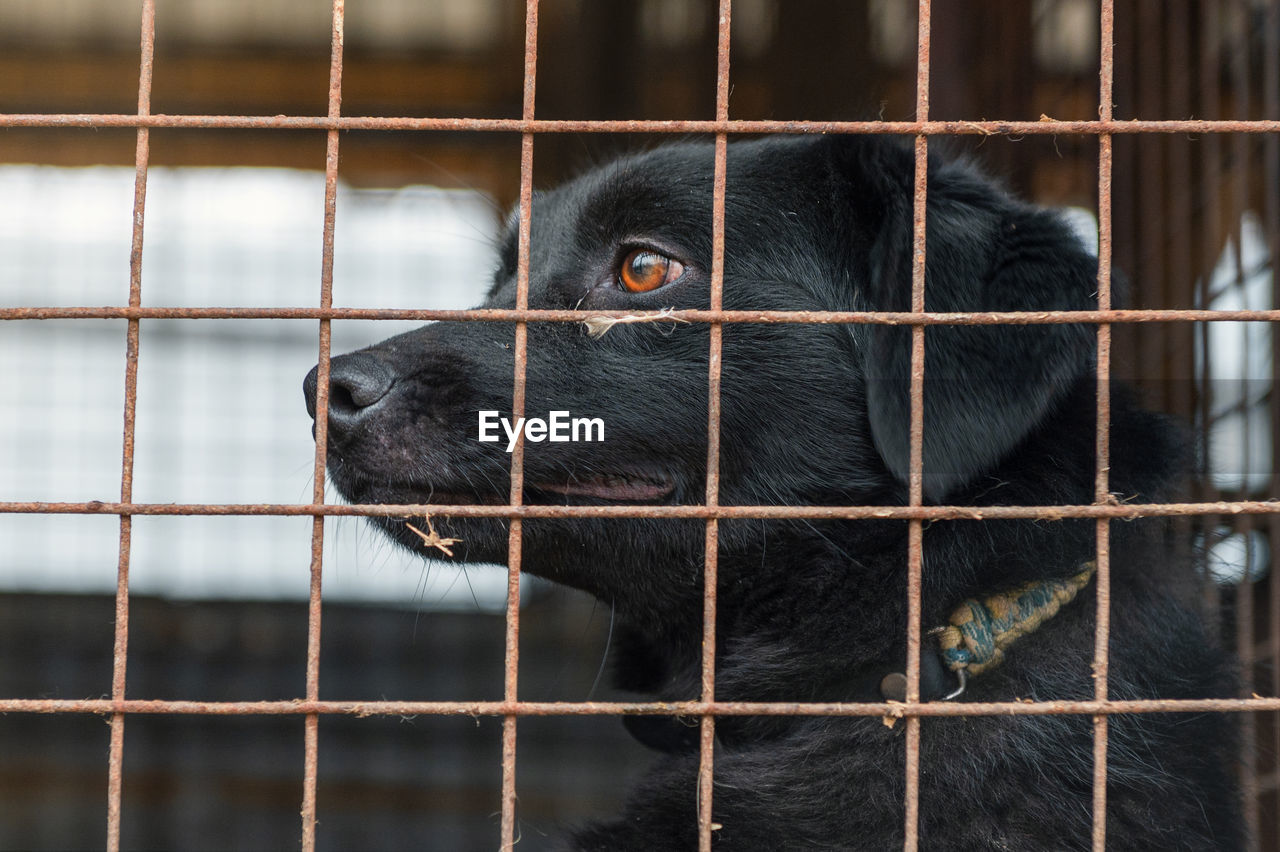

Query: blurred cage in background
left=0, top=0, right=1277, bottom=850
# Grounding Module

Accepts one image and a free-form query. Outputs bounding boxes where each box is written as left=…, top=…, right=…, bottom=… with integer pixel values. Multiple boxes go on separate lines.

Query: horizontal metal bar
left=1, top=114, right=1279, bottom=135
left=8, top=307, right=1280, bottom=324
left=4, top=500, right=1279, bottom=521
left=1, top=696, right=1277, bottom=718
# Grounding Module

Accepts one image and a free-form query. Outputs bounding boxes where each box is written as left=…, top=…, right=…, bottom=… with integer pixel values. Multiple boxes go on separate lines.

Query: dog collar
left=877, top=562, right=1097, bottom=703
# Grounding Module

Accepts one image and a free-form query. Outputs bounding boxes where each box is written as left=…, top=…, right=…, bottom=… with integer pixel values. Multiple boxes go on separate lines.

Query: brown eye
left=619, top=249, right=684, bottom=293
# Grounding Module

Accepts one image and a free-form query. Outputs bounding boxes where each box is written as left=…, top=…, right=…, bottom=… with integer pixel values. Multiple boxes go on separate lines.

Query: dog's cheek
left=717, top=327, right=884, bottom=503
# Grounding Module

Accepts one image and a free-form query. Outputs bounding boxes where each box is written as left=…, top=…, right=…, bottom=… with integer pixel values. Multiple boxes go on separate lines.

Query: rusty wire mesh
left=1, top=1, right=1279, bottom=851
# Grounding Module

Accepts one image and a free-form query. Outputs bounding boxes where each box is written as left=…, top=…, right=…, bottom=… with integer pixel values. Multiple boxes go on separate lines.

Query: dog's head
left=304, top=135, right=1099, bottom=622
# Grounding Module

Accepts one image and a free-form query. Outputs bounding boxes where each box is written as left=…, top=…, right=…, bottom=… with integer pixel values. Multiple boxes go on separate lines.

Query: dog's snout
left=303, top=352, right=394, bottom=430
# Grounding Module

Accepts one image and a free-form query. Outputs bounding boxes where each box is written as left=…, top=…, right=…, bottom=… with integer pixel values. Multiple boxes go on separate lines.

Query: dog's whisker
left=585, top=601, right=615, bottom=702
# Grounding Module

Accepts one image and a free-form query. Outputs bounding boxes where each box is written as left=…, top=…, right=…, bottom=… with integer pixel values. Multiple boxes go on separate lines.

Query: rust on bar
left=300, top=3, right=346, bottom=850
left=5, top=695, right=1280, bottom=719
left=500, top=4, right=539, bottom=847
left=106, top=2, right=156, bottom=849
left=697, top=3, right=733, bottom=849
left=903, top=3, right=932, bottom=849
left=1, top=113, right=1279, bottom=135
left=8, top=498, right=1280, bottom=522
left=16, top=305, right=1280, bottom=325
left=1091, top=2, right=1116, bottom=849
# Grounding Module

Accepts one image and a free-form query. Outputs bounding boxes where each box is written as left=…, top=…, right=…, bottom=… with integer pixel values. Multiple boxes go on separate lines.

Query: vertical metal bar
left=499, top=3, right=538, bottom=848
left=903, top=2, right=931, bottom=850
left=106, top=2, right=156, bottom=849
left=1162, top=0, right=1199, bottom=611
left=1166, top=0, right=1194, bottom=427
left=1197, top=0, right=1224, bottom=634
left=697, top=6, right=732, bottom=850
left=1227, top=6, right=1259, bottom=843
left=1264, top=2, right=1280, bottom=843
left=1135, top=0, right=1165, bottom=404
left=1092, top=3, right=1116, bottom=851
left=300, top=3, right=345, bottom=849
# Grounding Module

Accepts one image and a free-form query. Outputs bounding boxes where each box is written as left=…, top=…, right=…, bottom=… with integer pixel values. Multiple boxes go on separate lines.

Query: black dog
left=305, top=135, right=1240, bottom=850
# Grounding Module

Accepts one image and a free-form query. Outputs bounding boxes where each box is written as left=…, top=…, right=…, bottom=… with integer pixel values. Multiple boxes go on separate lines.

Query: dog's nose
left=303, top=352, right=394, bottom=431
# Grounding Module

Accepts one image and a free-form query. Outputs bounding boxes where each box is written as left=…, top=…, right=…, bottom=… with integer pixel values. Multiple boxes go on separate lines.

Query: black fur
left=304, top=135, right=1241, bottom=850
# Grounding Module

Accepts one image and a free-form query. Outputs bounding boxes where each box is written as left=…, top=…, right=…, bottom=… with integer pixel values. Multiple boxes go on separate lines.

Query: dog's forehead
left=498, top=138, right=827, bottom=257
left=551, top=145, right=718, bottom=246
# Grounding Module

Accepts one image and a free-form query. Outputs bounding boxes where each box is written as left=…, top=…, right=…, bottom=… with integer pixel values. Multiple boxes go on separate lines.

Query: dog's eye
left=619, top=249, right=684, bottom=293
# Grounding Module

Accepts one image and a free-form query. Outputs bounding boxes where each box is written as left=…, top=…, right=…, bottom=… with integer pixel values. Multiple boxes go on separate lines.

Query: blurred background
left=0, top=0, right=1277, bottom=849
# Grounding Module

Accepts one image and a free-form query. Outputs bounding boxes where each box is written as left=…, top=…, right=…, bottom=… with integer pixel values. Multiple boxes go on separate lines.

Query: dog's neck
left=614, top=514, right=1103, bottom=741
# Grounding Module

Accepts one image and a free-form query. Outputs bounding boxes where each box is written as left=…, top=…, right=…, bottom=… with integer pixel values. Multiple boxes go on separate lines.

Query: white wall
left=0, top=164, right=518, bottom=609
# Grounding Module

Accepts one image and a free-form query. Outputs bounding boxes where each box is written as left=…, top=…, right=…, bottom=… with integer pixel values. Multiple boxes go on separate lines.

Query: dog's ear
left=847, top=141, right=1099, bottom=500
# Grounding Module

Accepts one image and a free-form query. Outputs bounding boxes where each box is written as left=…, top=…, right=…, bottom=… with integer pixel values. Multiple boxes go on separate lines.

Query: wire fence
left=1, top=1, right=1278, bottom=851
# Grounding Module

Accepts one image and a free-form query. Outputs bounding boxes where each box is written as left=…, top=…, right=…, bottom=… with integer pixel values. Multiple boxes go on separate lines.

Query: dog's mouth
left=349, top=469, right=677, bottom=507
left=525, top=470, right=675, bottom=504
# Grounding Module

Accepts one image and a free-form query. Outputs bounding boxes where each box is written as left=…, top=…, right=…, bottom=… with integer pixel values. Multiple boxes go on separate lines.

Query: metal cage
left=1, top=1, right=1279, bottom=849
